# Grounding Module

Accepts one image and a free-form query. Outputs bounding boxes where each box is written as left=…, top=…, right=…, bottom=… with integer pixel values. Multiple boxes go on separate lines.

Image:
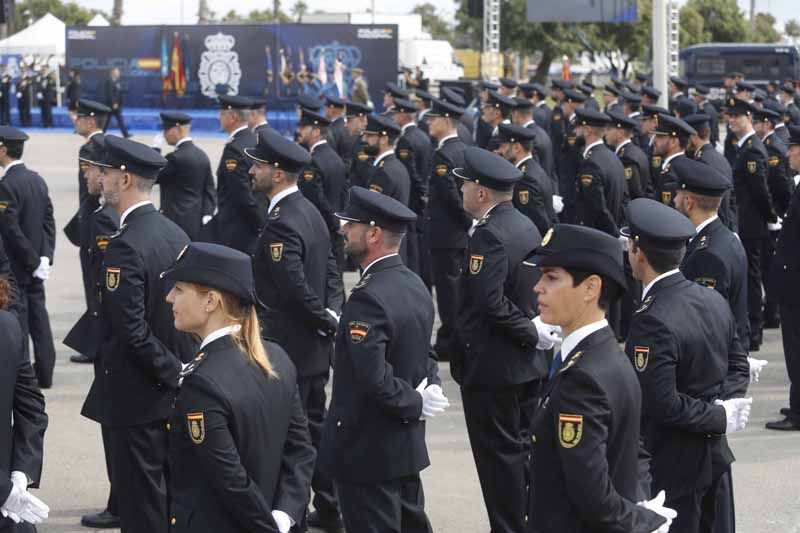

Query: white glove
left=716, top=397, right=753, bottom=434
left=18, top=491, right=49, bottom=524
left=15, top=92, right=21, bottom=99
left=416, top=378, right=449, bottom=420
left=0, top=508, right=21, bottom=523
left=794, top=174, right=800, bottom=187
left=532, top=315, right=562, bottom=350
left=202, top=215, right=212, bottom=225
left=325, top=308, right=340, bottom=323
left=638, top=490, right=677, bottom=532
left=271, top=509, right=293, bottom=533
left=767, top=217, right=783, bottom=231
left=33, top=257, right=50, bottom=280
left=10, top=472, right=27, bottom=492
left=552, top=194, right=564, bottom=214
left=618, top=234, right=629, bottom=251
left=747, top=357, right=768, bottom=383
left=36, top=92, right=42, bottom=100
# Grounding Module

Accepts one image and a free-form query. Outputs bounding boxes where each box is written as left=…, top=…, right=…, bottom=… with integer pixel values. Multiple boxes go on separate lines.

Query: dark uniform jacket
left=328, top=116, right=347, bottom=159
left=168, top=336, right=315, bottom=533
left=549, top=106, right=565, bottom=165
left=427, top=136, right=470, bottom=249
left=255, top=190, right=343, bottom=378
left=616, top=140, right=651, bottom=200
left=475, top=117, right=494, bottom=151
left=513, top=156, right=554, bottom=235
left=318, top=254, right=440, bottom=483
left=763, top=132, right=794, bottom=217
left=766, top=181, right=800, bottom=305
left=0, top=310, right=47, bottom=526
left=65, top=78, right=82, bottom=111
left=0, top=236, right=21, bottom=319
left=310, top=140, right=348, bottom=226
left=575, top=142, right=626, bottom=237
left=0, top=163, right=55, bottom=286
left=76, top=132, right=104, bottom=206
left=367, top=152, right=411, bottom=207
left=103, top=77, right=123, bottom=109
left=693, top=143, right=738, bottom=232
left=625, top=272, right=749, bottom=500
left=523, top=120, right=555, bottom=181
left=37, top=75, right=55, bottom=104
left=452, top=202, right=545, bottom=388
left=158, top=139, right=217, bottom=241
left=733, top=133, right=777, bottom=239
left=652, top=152, right=685, bottom=208
left=681, top=217, right=750, bottom=354
left=701, top=100, right=720, bottom=147
left=787, top=102, right=800, bottom=126
left=557, top=115, right=584, bottom=223
left=84, top=204, right=196, bottom=427
left=210, top=127, right=264, bottom=254
left=397, top=124, right=433, bottom=217
left=528, top=326, right=666, bottom=533
left=723, top=129, right=738, bottom=169
left=533, top=102, right=552, bottom=134
left=345, top=142, right=374, bottom=190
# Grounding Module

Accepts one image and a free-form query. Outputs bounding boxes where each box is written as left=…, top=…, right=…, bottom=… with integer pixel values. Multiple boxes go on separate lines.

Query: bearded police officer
left=650, top=113, right=695, bottom=208
left=623, top=198, right=752, bottom=533
left=245, top=128, right=345, bottom=531
left=157, top=112, right=216, bottom=241
left=319, top=187, right=448, bottom=533
left=526, top=224, right=674, bottom=533
left=556, top=88, right=587, bottom=223
left=452, top=147, right=557, bottom=533
left=88, top=135, right=196, bottom=533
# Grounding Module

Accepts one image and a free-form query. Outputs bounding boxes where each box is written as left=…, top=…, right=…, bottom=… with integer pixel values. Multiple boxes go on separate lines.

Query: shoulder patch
left=269, top=242, right=284, bottom=262
left=624, top=166, right=633, bottom=179
left=769, top=155, right=780, bottom=167
left=746, top=160, right=757, bottom=174
left=224, top=159, right=238, bottom=171
left=95, top=236, right=110, bottom=251
left=634, top=346, right=650, bottom=372
left=348, top=321, right=370, bottom=343
left=303, top=169, right=315, bottom=181
left=369, top=184, right=383, bottom=193
left=105, top=267, right=121, bottom=291
left=619, top=147, right=626, bottom=157
left=0, top=201, right=8, bottom=212
left=661, top=191, right=672, bottom=205
left=567, top=136, right=576, bottom=146
left=269, top=206, right=281, bottom=220
left=186, top=412, right=205, bottom=444
left=558, top=414, right=583, bottom=448
left=697, top=234, right=709, bottom=250
left=552, top=113, right=562, bottom=121
left=694, top=277, right=717, bottom=289
left=80, top=161, right=89, bottom=173
left=469, top=254, right=484, bottom=275
left=651, top=155, right=662, bottom=169
left=518, top=189, right=529, bottom=205
left=357, top=151, right=369, bottom=162
left=398, top=149, right=410, bottom=159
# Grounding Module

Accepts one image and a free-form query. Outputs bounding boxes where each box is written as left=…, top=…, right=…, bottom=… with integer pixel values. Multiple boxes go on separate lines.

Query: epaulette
left=353, top=273, right=372, bottom=291
left=635, top=293, right=655, bottom=314
left=558, top=350, right=584, bottom=375
left=268, top=206, right=281, bottom=220
left=181, top=351, right=208, bottom=379
left=109, top=223, right=128, bottom=239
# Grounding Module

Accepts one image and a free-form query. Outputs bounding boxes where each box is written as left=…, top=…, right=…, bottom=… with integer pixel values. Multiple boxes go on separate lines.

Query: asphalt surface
left=15, top=130, right=799, bottom=533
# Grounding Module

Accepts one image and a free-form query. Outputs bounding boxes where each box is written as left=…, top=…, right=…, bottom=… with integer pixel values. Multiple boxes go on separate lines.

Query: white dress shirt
left=558, top=319, right=609, bottom=364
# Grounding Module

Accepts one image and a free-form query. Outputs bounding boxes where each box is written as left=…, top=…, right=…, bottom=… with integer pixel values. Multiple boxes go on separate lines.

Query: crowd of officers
left=0, top=63, right=60, bottom=128
left=0, top=64, right=799, bottom=533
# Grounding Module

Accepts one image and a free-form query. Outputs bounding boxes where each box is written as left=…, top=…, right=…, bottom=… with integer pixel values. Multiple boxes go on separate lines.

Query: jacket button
left=104, top=370, right=109, bottom=375
left=465, top=342, right=470, bottom=349
left=171, top=517, right=176, bottom=525
left=336, top=421, right=342, bottom=427
left=531, top=435, right=536, bottom=443
left=92, top=311, right=98, bottom=317
left=166, top=423, right=171, bottom=431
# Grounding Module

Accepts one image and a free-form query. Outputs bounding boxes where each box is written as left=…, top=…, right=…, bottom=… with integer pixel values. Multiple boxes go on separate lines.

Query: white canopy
left=0, top=13, right=66, bottom=56
left=88, top=14, right=110, bottom=27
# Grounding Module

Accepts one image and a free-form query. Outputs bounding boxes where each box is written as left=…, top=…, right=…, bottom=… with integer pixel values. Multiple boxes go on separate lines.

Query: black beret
left=453, top=146, right=522, bottom=191
left=363, top=114, right=402, bottom=137
left=77, top=99, right=111, bottom=117
left=335, top=186, right=417, bottom=232
left=104, top=135, right=167, bottom=180
left=218, top=95, right=253, bottom=110
left=575, top=108, right=611, bottom=127
left=621, top=198, right=696, bottom=250
left=526, top=224, right=627, bottom=292
left=160, top=111, right=191, bottom=129
left=671, top=156, right=732, bottom=197
left=345, top=101, right=370, bottom=117
left=653, top=113, right=697, bottom=138
left=161, top=242, right=260, bottom=305
left=496, top=123, right=536, bottom=144
left=0, top=126, right=29, bottom=144
left=296, top=94, right=323, bottom=111
left=297, top=109, right=330, bottom=128
left=244, top=127, right=311, bottom=173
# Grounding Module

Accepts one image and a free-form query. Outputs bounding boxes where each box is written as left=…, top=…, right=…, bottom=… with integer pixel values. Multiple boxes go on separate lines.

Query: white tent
left=88, top=14, right=110, bottom=27
left=0, top=13, right=66, bottom=56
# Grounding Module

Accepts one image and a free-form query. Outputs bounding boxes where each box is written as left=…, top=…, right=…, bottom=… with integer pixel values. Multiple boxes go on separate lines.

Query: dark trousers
left=430, top=248, right=464, bottom=356
left=405, top=222, right=421, bottom=276
left=19, top=104, right=30, bottom=127
left=336, top=474, right=432, bottom=533
left=298, top=372, right=339, bottom=518
left=18, top=281, right=56, bottom=387
left=461, top=381, right=539, bottom=533
left=741, top=238, right=764, bottom=346
left=706, top=468, right=735, bottom=533
left=102, top=425, right=118, bottom=515
left=39, top=102, right=51, bottom=127
left=109, top=421, right=168, bottom=533
left=417, top=224, right=433, bottom=291
left=779, top=304, right=800, bottom=417
left=761, top=232, right=780, bottom=324
left=668, top=490, right=704, bottom=533
left=104, top=108, right=130, bottom=137
left=0, top=101, right=9, bottom=125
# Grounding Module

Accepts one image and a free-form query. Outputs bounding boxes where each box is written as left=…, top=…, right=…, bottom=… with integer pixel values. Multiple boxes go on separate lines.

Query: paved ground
left=15, top=130, right=799, bottom=532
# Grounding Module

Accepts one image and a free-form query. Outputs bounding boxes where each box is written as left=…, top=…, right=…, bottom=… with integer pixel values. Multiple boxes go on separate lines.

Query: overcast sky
left=71, top=0, right=795, bottom=29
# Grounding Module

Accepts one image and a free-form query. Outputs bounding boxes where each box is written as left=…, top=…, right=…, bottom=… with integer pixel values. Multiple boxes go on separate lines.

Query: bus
left=680, top=43, right=800, bottom=96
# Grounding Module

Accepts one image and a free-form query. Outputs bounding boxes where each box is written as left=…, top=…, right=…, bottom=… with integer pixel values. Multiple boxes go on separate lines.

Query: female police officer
left=162, top=242, right=315, bottom=533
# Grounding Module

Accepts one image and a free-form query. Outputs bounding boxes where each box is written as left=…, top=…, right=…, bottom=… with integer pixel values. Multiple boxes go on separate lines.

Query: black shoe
left=765, top=417, right=800, bottom=431
left=70, top=353, right=93, bottom=364
left=307, top=510, right=344, bottom=532
left=781, top=407, right=797, bottom=416
left=81, top=509, right=120, bottom=528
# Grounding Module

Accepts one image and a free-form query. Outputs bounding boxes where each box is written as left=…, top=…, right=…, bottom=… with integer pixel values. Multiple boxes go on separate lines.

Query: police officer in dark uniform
left=606, top=110, right=652, bottom=200
left=15, top=69, right=33, bottom=128
left=0, top=68, right=12, bottom=126
left=765, top=99, right=791, bottom=145
left=319, top=187, right=447, bottom=533
left=496, top=123, right=554, bottom=234
left=162, top=242, right=316, bottom=533
left=0, top=127, right=56, bottom=388
left=577, top=81, right=599, bottom=111
left=157, top=112, right=217, bottom=241
left=765, top=125, right=800, bottom=430
left=247, top=97, right=272, bottom=135
left=103, top=68, right=130, bottom=137
left=526, top=224, right=672, bottom=533
left=36, top=67, right=55, bottom=128
left=87, top=135, right=196, bottom=533
left=414, top=89, right=434, bottom=137
left=344, top=101, right=373, bottom=190
left=725, top=98, right=778, bottom=351
left=205, top=95, right=263, bottom=255
left=650, top=113, right=696, bottom=208
left=549, top=79, right=573, bottom=161
left=245, top=129, right=345, bottom=531
left=684, top=113, right=738, bottom=233
left=453, top=147, right=555, bottom=533
left=519, top=82, right=551, bottom=133
left=512, top=97, right=556, bottom=184
left=624, top=198, right=752, bottom=533
left=362, top=115, right=411, bottom=205
left=692, top=84, right=720, bottom=146
left=668, top=75, right=694, bottom=115
left=425, top=98, right=470, bottom=357
left=780, top=81, right=800, bottom=125
left=556, top=88, right=587, bottom=224
left=324, top=95, right=348, bottom=159
left=573, top=109, right=626, bottom=236
left=382, top=82, right=410, bottom=115
left=439, top=87, right=475, bottom=147
left=602, top=83, right=623, bottom=114
left=474, top=81, right=500, bottom=150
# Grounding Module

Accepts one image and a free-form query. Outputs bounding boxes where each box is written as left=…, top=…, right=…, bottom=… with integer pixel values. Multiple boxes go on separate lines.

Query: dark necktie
left=548, top=351, right=563, bottom=379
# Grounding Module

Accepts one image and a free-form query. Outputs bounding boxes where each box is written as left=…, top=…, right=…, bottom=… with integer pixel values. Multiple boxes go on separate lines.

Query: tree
left=751, top=12, right=781, bottom=43
left=593, top=0, right=653, bottom=76
left=679, top=4, right=708, bottom=48
left=786, top=19, right=800, bottom=42
left=684, top=0, right=748, bottom=43
left=111, top=0, right=123, bottom=25
left=411, top=3, right=453, bottom=41
left=221, top=8, right=291, bottom=24
left=12, top=0, right=103, bottom=32
left=291, top=1, right=308, bottom=22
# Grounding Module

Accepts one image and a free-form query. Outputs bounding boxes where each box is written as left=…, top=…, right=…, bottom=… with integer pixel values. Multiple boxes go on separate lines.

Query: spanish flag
left=171, top=32, right=186, bottom=97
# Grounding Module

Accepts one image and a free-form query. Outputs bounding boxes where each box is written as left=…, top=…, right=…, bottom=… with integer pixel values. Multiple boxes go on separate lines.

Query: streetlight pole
left=652, top=0, right=668, bottom=108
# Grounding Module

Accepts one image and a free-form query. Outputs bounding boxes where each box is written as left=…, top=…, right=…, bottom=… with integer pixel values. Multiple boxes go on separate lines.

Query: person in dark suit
left=577, top=81, right=599, bottom=111
left=650, top=113, right=696, bottom=210
left=624, top=198, right=752, bottom=533
left=0, top=67, right=12, bottom=126
left=86, top=135, right=196, bottom=533
left=511, top=97, right=556, bottom=184
left=685, top=113, right=738, bottom=233
left=573, top=109, right=626, bottom=237
left=726, top=98, right=778, bottom=351
left=338, top=101, right=364, bottom=170
left=0, top=235, right=21, bottom=321
left=496, top=123, right=554, bottom=234
left=65, top=68, right=82, bottom=123
left=14, top=69, right=32, bottom=128
left=324, top=95, right=348, bottom=159
left=343, top=102, right=373, bottom=190
left=606, top=110, right=652, bottom=200
left=319, top=187, right=448, bottom=533
left=0, top=277, right=49, bottom=530
left=478, top=91, right=514, bottom=149
left=526, top=224, right=672, bottom=533
left=602, top=83, right=623, bottom=114
left=425, top=98, right=469, bottom=359
left=780, top=82, right=800, bottom=125
left=157, top=112, right=216, bottom=241
left=382, top=82, right=409, bottom=115
left=764, top=125, right=800, bottom=430
left=103, top=68, right=130, bottom=138
left=162, top=242, right=315, bottom=533
left=414, top=89, right=434, bottom=137
left=452, top=147, right=554, bottom=533
left=246, top=129, right=345, bottom=531
left=519, top=82, right=552, bottom=133
left=549, top=79, right=572, bottom=162
left=692, top=84, right=719, bottom=147
left=246, top=97, right=271, bottom=135
left=204, top=95, right=263, bottom=254
left=556, top=89, right=587, bottom=224
left=438, top=88, right=475, bottom=148
left=35, top=67, right=55, bottom=129
left=0, top=127, right=56, bottom=389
